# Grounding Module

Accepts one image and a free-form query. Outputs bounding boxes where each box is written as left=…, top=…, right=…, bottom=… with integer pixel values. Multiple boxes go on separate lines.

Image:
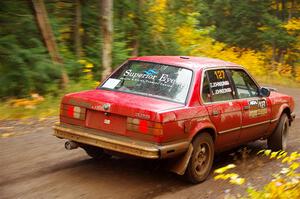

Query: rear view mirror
left=260, top=87, right=271, bottom=97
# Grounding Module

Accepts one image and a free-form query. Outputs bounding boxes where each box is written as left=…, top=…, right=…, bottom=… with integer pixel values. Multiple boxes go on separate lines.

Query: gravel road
left=0, top=85, right=299, bottom=199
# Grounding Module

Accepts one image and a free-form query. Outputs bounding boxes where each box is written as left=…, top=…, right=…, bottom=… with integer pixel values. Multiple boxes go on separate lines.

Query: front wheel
left=185, top=133, right=214, bottom=184
left=267, top=113, right=289, bottom=151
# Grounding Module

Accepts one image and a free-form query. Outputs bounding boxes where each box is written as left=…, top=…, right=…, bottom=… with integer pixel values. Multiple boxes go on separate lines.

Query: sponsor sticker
left=102, top=78, right=121, bottom=89
left=248, top=99, right=267, bottom=118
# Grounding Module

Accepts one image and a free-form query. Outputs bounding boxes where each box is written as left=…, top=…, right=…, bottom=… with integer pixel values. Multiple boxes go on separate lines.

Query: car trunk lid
left=60, top=89, right=183, bottom=135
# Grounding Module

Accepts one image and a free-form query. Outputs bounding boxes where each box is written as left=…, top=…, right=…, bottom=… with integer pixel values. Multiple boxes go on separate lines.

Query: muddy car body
left=54, top=56, right=296, bottom=183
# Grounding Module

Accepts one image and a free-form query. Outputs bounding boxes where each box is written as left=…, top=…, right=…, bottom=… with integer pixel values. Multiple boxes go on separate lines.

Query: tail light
left=61, top=104, right=86, bottom=120
left=127, top=117, right=163, bottom=136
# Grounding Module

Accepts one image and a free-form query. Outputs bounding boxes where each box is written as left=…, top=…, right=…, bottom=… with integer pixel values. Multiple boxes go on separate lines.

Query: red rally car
left=54, top=56, right=296, bottom=183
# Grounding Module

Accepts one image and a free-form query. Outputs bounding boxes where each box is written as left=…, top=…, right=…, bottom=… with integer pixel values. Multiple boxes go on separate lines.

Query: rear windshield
left=99, top=61, right=193, bottom=103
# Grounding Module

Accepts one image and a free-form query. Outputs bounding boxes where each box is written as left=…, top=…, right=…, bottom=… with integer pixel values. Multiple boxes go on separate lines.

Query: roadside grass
left=0, top=80, right=98, bottom=120
left=0, top=95, right=60, bottom=120
left=0, top=77, right=299, bottom=120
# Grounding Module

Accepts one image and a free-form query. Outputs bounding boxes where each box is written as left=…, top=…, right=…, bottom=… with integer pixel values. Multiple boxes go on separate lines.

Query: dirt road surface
left=1, top=86, right=299, bottom=199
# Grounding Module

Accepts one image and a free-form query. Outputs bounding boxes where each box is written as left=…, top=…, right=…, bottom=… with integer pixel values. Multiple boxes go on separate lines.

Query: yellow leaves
left=250, top=176, right=300, bottom=199
left=148, top=0, right=167, bottom=13
left=175, top=24, right=268, bottom=77
left=78, top=59, right=87, bottom=64
left=147, top=0, right=168, bottom=39
left=175, top=26, right=201, bottom=52
left=127, top=12, right=135, bottom=19
left=214, top=164, right=245, bottom=185
left=217, top=150, right=300, bottom=198
left=1, top=132, right=16, bottom=138
left=283, top=18, right=300, bottom=32
left=9, top=93, right=45, bottom=109
left=214, top=164, right=236, bottom=174
left=282, top=152, right=300, bottom=164
left=230, top=176, right=245, bottom=185
left=270, top=151, right=279, bottom=159
left=258, top=26, right=269, bottom=32
left=94, top=81, right=101, bottom=87
left=85, top=63, right=94, bottom=69
left=82, top=69, right=91, bottom=73
left=78, top=59, right=94, bottom=80
left=290, top=162, right=299, bottom=171
left=277, top=151, right=288, bottom=159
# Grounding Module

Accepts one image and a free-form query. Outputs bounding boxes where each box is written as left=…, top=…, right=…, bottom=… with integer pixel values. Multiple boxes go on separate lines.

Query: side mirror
left=259, top=87, right=271, bottom=97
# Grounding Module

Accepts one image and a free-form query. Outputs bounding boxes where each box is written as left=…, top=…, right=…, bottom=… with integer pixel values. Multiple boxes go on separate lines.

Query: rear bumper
left=53, top=123, right=189, bottom=159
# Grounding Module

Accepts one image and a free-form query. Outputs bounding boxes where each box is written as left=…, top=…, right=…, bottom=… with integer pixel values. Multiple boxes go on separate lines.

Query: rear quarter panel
left=157, top=69, right=215, bottom=143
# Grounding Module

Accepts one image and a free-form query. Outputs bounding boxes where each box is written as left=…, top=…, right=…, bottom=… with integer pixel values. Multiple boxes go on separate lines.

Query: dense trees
left=0, top=0, right=299, bottom=98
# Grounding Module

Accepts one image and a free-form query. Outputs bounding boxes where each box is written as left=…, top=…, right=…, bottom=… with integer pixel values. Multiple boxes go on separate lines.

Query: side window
left=230, top=69, right=259, bottom=98
left=202, top=72, right=211, bottom=103
left=206, top=69, right=234, bottom=102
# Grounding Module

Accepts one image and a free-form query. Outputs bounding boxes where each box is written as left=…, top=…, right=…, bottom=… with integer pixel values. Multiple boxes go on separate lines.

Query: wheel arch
left=282, top=107, right=292, bottom=125
left=191, top=127, right=217, bottom=143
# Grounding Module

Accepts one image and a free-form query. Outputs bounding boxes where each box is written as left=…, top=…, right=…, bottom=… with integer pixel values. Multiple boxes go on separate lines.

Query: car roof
left=128, top=56, right=241, bottom=70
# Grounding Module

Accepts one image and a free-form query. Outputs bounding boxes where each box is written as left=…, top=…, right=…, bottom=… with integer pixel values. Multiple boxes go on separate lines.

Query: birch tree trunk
left=32, top=0, right=68, bottom=87
left=100, top=0, right=113, bottom=81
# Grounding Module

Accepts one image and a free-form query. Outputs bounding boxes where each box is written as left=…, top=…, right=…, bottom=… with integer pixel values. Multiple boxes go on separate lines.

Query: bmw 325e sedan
left=54, top=56, right=296, bottom=183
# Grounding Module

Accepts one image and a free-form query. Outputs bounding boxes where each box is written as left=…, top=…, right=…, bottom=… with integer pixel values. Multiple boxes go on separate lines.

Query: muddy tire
left=81, top=145, right=110, bottom=159
left=185, top=133, right=214, bottom=184
left=268, top=113, right=289, bottom=151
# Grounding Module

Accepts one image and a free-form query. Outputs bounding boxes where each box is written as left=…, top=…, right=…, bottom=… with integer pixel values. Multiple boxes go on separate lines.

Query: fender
left=187, top=116, right=217, bottom=141
left=266, top=102, right=291, bottom=137
left=273, top=103, right=290, bottom=122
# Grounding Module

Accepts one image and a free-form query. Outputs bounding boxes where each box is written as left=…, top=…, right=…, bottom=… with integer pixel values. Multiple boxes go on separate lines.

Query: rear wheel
left=185, top=133, right=214, bottom=184
left=81, top=145, right=111, bottom=159
left=268, top=113, right=289, bottom=151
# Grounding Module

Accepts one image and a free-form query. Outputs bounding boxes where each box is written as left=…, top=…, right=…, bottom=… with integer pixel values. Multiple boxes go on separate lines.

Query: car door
left=228, top=69, right=271, bottom=143
left=201, top=69, right=242, bottom=151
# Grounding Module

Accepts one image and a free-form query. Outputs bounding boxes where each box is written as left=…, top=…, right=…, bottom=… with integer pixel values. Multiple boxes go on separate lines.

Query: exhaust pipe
left=65, top=140, right=78, bottom=150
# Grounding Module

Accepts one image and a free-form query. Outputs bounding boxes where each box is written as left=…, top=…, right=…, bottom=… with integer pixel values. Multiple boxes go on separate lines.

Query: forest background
left=0, top=0, right=299, bottom=119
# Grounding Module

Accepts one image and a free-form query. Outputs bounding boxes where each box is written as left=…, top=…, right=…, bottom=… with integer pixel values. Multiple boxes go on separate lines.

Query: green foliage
left=0, top=0, right=299, bottom=101
left=0, top=1, right=61, bottom=98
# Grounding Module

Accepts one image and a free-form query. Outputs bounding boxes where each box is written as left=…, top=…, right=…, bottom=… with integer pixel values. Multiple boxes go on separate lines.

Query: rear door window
left=205, top=69, right=234, bottom=102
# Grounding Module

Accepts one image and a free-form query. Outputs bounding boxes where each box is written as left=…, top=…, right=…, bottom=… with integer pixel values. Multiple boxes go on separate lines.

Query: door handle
left=212, top=110, right=219, bottom=116
left=243, top=105, right=250, bottom=110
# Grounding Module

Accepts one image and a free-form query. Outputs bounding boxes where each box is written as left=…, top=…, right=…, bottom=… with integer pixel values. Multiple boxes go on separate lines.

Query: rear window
left=99, top=61, right=193, bottom=103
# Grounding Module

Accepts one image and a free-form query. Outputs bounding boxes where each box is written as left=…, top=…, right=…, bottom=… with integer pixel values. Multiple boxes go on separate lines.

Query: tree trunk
left=32, top=0, right=68, bottom=87
left=276, top=0, right=280, bottom=19
left=271, top=40, right=276, bottom=70
left=100, top=0, right=113, bottom=81
left=74, top=0, right=82, bottom=59
left=288, top=0, right=295, bottom=20
left=281, top=0, right=286, bottom=21
left=131, top=0, right=143, bottom=57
